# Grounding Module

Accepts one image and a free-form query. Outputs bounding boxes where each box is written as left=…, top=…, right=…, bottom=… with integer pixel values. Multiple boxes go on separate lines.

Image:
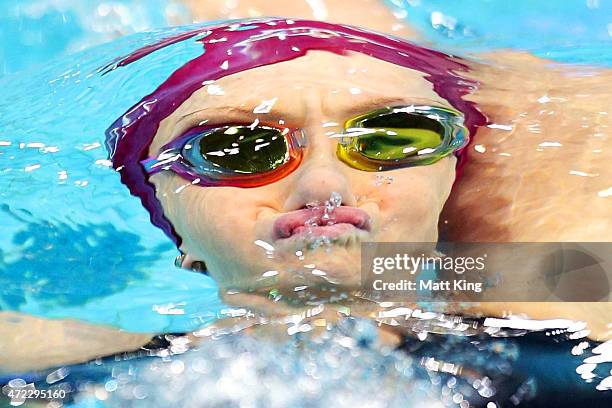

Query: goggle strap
left=141, top=157, right=164, bottom=175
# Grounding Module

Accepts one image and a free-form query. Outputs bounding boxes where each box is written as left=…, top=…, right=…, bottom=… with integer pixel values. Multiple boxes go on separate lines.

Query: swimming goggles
left=141, top=105, right=468, bottom=187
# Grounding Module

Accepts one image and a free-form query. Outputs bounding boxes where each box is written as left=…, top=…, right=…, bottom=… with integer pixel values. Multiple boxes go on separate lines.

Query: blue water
left=385, top=0, right=612, bottom=65
left=0, top=0, right=611, bottom=334
left=2, top=0, right=611, bottom=76
left=0, top=0, right=190, bottom=75
left=0, top=23, right=225, bottom=333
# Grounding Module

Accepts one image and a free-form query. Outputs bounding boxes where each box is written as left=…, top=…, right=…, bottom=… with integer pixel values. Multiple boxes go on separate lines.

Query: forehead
left=150, top=51, right=450, bottom=153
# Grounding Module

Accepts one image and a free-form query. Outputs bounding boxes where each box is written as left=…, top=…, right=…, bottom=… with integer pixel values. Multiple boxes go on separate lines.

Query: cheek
left=151, top=174, right=271, bottom=257
left=362, top=160, right=456, bottom=236
left=382, top=177, right=438, bottom=225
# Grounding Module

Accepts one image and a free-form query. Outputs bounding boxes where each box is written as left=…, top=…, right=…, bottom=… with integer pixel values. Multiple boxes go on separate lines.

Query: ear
left=175, top=252, right=208, bottom=274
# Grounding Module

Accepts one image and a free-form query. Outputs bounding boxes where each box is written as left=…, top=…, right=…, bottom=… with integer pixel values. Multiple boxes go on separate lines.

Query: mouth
left=273, top=206, right=372, bottom=241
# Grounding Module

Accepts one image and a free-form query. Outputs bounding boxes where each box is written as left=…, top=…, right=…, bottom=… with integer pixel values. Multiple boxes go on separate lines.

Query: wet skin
left=444, top=52, right=612, bottom=242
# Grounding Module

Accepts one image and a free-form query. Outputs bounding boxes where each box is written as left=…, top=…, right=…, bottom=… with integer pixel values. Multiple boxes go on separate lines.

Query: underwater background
left=1, top=1, right=612, bottom=407
left=1, top=0, right=611, bottom=335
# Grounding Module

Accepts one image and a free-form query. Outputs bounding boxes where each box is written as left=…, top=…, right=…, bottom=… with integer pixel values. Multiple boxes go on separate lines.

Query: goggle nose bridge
left=291, top=128, right=308, bottom=148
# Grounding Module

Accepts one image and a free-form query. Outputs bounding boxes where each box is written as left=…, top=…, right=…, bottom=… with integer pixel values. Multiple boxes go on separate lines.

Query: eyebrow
left=175, top=106, right=300, bottom=130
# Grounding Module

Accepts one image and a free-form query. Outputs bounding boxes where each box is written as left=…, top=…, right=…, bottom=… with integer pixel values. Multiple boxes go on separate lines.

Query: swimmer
left=129, top=2, right=611, bottom=337
left=4, top=0, right=611, bottom=373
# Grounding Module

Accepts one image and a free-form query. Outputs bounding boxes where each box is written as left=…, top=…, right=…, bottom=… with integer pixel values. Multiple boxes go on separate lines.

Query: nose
left=282, top=127, right=357, bottom=212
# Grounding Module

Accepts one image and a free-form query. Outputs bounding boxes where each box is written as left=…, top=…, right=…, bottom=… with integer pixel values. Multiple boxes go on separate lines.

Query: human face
left=149, top=51, right=458, bottom=295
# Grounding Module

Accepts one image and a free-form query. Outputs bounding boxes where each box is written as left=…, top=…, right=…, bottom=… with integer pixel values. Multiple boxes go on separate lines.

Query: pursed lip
left=273, top=206, right=372, bottom=240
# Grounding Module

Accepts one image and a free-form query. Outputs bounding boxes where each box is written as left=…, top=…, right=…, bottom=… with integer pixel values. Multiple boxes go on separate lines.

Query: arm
left=0, top=312, right=152, bottom=373
left=181, top=0, right=419, bottom=38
